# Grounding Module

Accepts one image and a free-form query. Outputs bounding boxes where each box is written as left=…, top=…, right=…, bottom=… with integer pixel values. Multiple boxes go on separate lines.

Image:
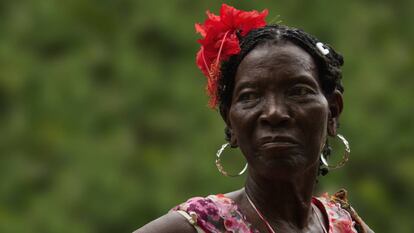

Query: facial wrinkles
left=229, top=43, right=330, bottom=175
left=231, top=43, right=319, bottom=120
left=235, top=54, right=319, bottom=99
left=251, top=53, right=315, bottom=74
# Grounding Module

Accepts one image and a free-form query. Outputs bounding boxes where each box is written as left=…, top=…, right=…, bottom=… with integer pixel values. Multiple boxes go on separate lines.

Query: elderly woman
left=136, top=4, right=374, bottom=233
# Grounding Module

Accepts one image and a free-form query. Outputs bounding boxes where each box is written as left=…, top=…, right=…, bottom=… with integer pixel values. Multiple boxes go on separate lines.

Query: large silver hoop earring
left=321, top=134, right=350, bottom=170
left=216, top=143, right=248, bottom=177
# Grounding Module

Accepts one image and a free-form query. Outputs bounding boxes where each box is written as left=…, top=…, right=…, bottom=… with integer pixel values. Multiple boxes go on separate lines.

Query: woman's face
left=227, top=41, right=332, bottom=178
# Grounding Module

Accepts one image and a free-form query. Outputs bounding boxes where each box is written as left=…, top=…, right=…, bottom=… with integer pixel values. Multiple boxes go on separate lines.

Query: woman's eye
left=238, top=91, right=258, bottom=102
left=289, top=85, right=316, bottom=97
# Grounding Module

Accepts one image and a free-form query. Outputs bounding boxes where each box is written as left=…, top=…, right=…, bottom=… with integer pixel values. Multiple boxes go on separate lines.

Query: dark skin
left=135, top=42, right=373, bottom=233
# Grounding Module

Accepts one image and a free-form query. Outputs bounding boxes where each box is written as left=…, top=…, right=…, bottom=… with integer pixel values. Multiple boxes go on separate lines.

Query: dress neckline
left=208, top=193, right=331, bottom=233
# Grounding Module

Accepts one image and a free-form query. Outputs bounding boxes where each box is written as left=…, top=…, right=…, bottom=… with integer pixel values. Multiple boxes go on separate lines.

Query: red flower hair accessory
left=195, top=4, right=268, bottom=108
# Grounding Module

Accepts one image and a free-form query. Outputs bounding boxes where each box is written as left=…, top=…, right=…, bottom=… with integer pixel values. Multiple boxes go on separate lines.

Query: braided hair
left=218, top=24, right=344, bottom=176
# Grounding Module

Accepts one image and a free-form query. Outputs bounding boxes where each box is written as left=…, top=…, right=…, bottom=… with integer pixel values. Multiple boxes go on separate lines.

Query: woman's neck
left=244, top=165, right=319, bottom=230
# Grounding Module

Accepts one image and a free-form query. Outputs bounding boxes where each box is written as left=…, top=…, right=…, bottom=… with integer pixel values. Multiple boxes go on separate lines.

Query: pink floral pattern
left=172, top=193, right=360, bottom=233
left=314, top=193, right=358, bottom=233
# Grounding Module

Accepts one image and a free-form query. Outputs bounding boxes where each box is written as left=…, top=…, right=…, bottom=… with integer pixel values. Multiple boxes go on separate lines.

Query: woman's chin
left=253, top=151, right=310, bottom=177
left=256, top=146, right=304, bottom=162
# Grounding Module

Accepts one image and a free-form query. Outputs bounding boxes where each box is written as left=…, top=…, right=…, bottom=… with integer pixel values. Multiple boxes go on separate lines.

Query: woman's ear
left=327, top=90, right=344, bottom=136
left=224, top=127, right=238, bottom=148
left=220, top=106, right=238, bottom=147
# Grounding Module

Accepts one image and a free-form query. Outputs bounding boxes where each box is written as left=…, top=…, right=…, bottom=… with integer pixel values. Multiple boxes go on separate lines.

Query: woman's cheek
left=304, top=103, right=329, bottom=142
left=229, top=106, right=260, bottom=142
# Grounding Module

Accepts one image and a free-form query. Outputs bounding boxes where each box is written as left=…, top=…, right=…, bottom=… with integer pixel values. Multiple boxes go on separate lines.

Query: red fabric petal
left=195, top=23, right=206, bottom=37
left=219, top=4, right=240, bottom=29
left=236, top=9, right=268, bottom=36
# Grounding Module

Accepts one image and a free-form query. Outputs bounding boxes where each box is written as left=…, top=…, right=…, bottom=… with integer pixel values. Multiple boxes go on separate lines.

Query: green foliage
left=0, top=0, right=413, bottom=232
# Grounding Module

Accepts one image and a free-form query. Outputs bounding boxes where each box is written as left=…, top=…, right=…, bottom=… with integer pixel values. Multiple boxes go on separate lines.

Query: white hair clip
left=316, top=42, right=329, bottom=55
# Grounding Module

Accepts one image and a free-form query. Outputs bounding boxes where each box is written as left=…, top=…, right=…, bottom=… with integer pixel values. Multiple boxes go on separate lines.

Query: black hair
left=218, top=24, right=344, bottom=176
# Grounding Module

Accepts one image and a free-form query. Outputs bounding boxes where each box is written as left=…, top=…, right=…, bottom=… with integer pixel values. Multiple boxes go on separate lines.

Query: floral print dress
left=171, top=191, right=363, bottom=233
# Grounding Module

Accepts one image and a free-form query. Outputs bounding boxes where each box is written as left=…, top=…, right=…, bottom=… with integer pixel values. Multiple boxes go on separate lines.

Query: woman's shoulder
left=171, top=193, right=238, bottom=214
left=170, top=193, right=256, bottom=233
left=314, top=189, right=375, bottom=233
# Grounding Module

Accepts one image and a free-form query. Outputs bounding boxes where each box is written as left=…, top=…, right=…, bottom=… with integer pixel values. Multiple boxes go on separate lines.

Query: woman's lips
left=258, top=136, right=300, bottom=150
left=261, top=141, right=298, bottom=149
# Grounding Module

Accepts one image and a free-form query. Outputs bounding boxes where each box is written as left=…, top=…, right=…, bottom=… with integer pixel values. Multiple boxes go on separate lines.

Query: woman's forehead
left=235, top=42, right=318, bottom=82
left=241, top=42, right=316, bottom=71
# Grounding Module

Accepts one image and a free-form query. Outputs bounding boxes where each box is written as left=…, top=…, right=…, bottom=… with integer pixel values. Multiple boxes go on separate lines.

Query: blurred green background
left=0, top=0, right=413, bottom=232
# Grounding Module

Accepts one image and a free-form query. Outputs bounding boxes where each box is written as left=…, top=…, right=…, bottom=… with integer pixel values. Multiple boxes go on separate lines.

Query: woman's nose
left=259, top=97, right=292, bottom=126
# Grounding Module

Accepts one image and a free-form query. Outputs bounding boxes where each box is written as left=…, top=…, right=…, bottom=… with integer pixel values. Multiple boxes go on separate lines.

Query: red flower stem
left=215, top=30, right=230, bottom=68
left=201, top=47, right=211, bottom=75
